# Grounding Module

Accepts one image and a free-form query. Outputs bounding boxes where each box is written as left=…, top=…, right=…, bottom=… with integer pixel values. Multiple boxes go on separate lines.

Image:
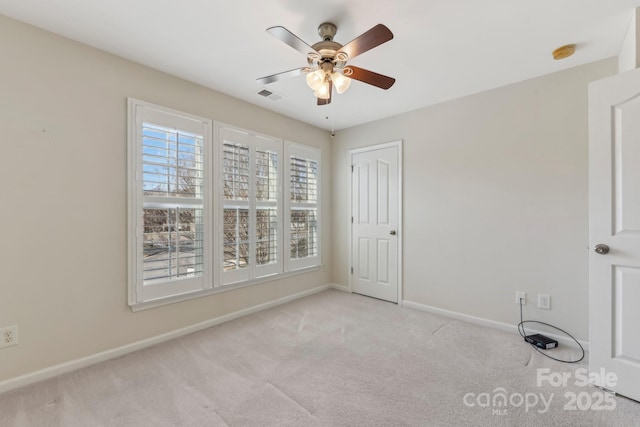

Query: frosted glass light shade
left=314, top=81, right=331, bottom=99
left=332, top=72, right=351, bottom=94
left=306, top=69, right=325, bottom=91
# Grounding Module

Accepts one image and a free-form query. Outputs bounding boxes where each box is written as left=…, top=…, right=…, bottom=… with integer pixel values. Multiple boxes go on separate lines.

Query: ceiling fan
left=257, top=22, right=396, bottom=105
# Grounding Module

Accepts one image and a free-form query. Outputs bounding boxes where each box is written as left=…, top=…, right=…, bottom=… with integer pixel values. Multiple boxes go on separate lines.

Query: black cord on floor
left=518, top=298, right=585, bottom=363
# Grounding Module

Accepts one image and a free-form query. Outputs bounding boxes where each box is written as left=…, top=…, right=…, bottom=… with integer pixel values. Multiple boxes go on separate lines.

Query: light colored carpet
left=1, top=289, right=639, bottom=426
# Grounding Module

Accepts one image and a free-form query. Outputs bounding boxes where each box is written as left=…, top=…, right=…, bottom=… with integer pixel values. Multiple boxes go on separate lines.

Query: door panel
left=613, top=266, right=640, bottom=362
left=377, top=160, right=390, bottom=225
left=613, top=95, right=640, bottom=234
left=589, top=68, right=640, bottom=401
left=358, top=163, right=370, bottom=224
left=352, top=145, right=399, bottom=303
left=358, top=238, right=370, bottom=280
left=377, top=239, right=390, bottom=283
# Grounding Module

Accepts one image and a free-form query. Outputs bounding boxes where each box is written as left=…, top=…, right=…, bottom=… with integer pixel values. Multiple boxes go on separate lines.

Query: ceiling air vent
left=257, top=88, right=284, bottom=101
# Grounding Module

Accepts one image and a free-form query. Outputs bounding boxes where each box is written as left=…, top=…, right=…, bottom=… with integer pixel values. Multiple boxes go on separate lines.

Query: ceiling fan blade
left=267, top=26, right=320, bottom=56
left=337, top=24, right=393, bottom=60
left=345, top=66, right=395, bottom=90
left=317, top=81, right=332, bottom=105
left=257, top=67, right=307, bottom=85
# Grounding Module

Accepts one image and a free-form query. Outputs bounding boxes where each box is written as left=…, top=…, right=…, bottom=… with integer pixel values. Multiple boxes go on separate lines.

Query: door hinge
left=351, top=216, right=354, bottom=223
left=351, top=165, right=354, bottom=172
left=351, top=267, right=354, bottom=274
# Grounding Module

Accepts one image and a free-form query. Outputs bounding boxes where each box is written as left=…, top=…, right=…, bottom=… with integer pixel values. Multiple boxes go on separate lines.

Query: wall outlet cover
left=0, top=325, right=18, bottom=348
left=538, top=294, right=551, bottom=310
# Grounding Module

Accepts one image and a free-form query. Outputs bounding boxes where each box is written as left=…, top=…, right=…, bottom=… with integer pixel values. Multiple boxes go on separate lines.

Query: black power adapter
left=518, top=297, right=584, bottom=363
left=524, top=333, right=558, bottom=350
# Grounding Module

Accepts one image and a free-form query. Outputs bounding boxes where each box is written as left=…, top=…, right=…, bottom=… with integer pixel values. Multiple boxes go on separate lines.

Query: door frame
left=348, top=140, right=403, bottom=305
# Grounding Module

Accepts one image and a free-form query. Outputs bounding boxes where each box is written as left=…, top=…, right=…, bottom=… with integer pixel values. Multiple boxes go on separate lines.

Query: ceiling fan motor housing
left=318, top=22, right=337, bottom=41
left=309, top=23, right=348, bottom=70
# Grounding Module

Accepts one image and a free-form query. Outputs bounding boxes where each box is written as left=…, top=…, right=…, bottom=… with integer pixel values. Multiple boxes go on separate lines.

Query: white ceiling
left=1, top=0, right=639, bottom=130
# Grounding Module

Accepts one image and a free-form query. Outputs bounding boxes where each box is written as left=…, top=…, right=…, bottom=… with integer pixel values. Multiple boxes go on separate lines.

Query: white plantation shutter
left=129, top=103, right=321, bottom=309
left=219, top=126, right=282, bottom=285
left=128, top=99, right=211, bottom=304
left=222, top=140, right=250, bottom=282
left=142, top=124, right=204, bottom=282
left=255, top=147, right=279, bottom=269
left=285, top=143, right=321, bottom=270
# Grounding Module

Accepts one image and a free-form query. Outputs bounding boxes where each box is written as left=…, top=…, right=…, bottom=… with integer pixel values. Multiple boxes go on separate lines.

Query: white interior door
left=589, top=67, right=640, bottom=401
left=351, top=144, right=400, bottom=303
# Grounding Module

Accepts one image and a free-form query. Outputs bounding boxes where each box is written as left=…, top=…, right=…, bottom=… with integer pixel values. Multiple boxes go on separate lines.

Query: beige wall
left=331, top=58, right=617, bottom=341
left=0, top=15, right=331, bottom=381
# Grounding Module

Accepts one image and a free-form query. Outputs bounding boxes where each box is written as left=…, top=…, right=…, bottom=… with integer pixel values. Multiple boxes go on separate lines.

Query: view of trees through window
left=138, top=121, right=318, bottom=283
left=223, top=142, right=250, bottom=271
left=255, top=149, right=278, bottom=267
left=223, top=142, right=279, bottom=272
left=290, top=156, right=318, bottom=259
left=131, top=103, right=321, bottom=304
left=141, top=123, right=204, bottom=282
left=143, top=208, right=203, bottom=281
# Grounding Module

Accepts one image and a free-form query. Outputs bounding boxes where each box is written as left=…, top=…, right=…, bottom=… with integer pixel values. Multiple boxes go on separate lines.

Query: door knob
left=390, top=230, right=397, bottom=236
left=594, top=244, right=609, bottom=255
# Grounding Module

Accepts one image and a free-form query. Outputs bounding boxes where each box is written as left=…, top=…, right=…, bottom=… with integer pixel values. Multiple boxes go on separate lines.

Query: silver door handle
left=594, top=244, right=609, bottom=255
left=390, top=230, right=396, bottom=236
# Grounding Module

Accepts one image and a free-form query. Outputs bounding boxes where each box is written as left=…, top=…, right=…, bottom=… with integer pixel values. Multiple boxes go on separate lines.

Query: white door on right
left=589, top=67, right=640, bottom=401
left=351, top=144, right=399, bottom=303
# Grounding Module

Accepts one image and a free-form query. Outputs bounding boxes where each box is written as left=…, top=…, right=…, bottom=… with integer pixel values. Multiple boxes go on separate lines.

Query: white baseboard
left=329, top=283, right=350, bottom=293
left=402, top=299, right=589, bottom=351
left=0, top=284, right=331, bottom=395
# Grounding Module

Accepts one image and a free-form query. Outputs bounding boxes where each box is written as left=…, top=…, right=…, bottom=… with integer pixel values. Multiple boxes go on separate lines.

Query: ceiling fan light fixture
left=314, top=81, right=331, bottom=99
left=331, top=72, right=351, bottom=94
left=306, top=69, right=325, bottom=91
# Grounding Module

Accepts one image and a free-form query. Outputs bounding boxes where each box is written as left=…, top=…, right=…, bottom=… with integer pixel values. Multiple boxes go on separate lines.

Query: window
left=128, top=100, right=321, bottom=308
left=219, top=126, right=282, bottom=285
left=285, top=143, right=321, bottom=271
left=128, top=99, right=211, bottom=304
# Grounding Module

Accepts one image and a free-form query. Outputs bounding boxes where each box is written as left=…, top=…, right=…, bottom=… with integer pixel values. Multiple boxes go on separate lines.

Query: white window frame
left=127, top=98, right=212, bottom=305
left=217, top=124, right=283, bottom=286
left=127, top=103, right=322, bottom=310
left=285, top=142, right=322, bottom=271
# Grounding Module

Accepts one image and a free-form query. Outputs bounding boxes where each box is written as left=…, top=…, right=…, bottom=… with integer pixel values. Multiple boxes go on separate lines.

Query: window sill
left=129, top=265, right=322, bottom=312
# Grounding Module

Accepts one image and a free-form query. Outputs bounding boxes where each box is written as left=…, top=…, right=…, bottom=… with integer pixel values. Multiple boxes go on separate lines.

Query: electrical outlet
left=516, top=291, right=526, bottom=305
left=538, top=294, right=551, bottom=310
left=0, top=325, right=18, bottom=348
